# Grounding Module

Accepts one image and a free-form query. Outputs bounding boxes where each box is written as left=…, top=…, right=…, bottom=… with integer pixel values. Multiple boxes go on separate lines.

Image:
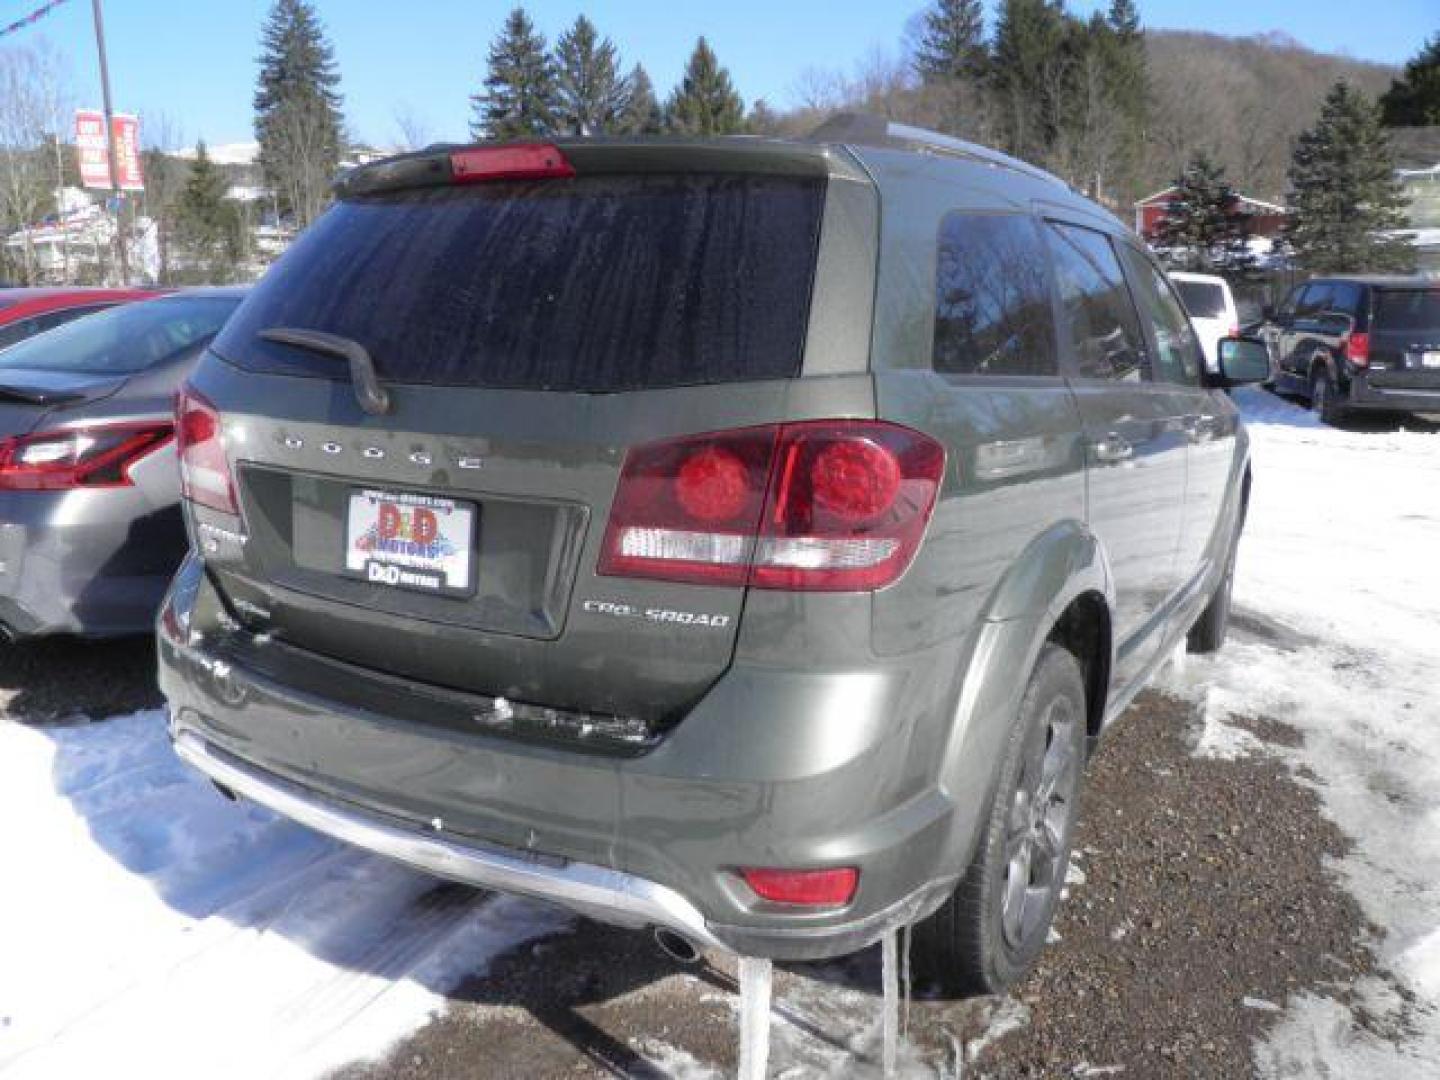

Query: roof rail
left=807, top=112, right=1069, bottom=191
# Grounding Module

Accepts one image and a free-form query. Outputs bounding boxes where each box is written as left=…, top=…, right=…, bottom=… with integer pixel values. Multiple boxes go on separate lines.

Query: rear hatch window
left=1374, top=289, right=1440, bottom=335
left=214, top=173, right=825, bottom=391
left=1174, top=280, right=1227, bottom=319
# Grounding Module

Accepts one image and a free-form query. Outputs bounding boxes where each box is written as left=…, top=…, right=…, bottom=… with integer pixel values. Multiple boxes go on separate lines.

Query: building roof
left=1133, top=185, right=1286, bottom=214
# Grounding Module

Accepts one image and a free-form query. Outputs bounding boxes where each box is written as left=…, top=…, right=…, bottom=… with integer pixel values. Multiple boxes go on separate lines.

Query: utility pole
left=90, top=0, right=129, bottom=284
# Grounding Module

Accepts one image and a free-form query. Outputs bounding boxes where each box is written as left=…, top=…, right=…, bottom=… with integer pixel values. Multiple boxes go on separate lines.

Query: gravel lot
left=319, top=635, right=1383, bottom=1078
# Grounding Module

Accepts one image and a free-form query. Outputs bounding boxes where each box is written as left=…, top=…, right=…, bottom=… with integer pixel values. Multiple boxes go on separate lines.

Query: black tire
left=912, top=643, right=1087, bottom=997
left=1310, top=367, right=1342, bottom=425
left=1187, top=534, right=1236, bottom=654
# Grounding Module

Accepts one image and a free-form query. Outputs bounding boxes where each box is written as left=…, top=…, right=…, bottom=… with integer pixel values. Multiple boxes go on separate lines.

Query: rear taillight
left=598, top=421, right=945, bottom=592
left=1228, top=324, right=1240, bottom=338
left=175, top=384, right=237, bottom=514
left=0, top=421, right=172, bottom=491
left=449, top=143, right=574, bottom=184
left=1345, top=332, right=1370, bottom=367
left=740, top=866, right=859, bottom=907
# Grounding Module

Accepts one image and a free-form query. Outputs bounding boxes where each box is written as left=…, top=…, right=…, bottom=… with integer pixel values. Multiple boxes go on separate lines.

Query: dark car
left=0, top=288, right=245, bottom=639
left=158, top=119, right=1267, bottom=994
left=1259, top=276, right=1440, bottom=422
left=0, top=287, right=164, bottom=351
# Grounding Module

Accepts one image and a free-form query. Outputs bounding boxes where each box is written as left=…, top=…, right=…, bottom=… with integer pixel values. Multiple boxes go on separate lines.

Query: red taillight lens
left=0, top=421, right=172, bottom=491
left=449, top=143, right=575, bottom=184
left=597, top=421, right=945, bottom=592
left=740, top=867, right=859, bottom=907
left=1345, top=332, right=1370, bottom=367
left=175, top=384, right=237, bottom=514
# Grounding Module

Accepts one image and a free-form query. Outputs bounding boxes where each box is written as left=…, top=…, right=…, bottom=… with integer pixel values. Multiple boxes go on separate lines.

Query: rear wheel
left=913, top=644, right=1087, bottom=997
left=1310, top=368, right=1342, bottom=424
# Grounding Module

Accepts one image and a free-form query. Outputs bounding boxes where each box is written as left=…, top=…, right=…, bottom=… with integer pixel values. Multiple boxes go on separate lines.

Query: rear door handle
left=1090, top=433, right=1134, bottom=464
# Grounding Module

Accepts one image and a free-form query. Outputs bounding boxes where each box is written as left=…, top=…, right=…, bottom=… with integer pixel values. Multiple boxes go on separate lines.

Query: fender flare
left=931, top=520, right=1115, bottom=874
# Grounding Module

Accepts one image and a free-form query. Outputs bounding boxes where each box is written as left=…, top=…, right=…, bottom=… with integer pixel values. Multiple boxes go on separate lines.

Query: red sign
left=75, top=109, right=144, bottom=192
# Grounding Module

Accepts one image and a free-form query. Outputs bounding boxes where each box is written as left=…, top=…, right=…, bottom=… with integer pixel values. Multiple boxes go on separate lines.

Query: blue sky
left=4, top=0, right=1434, bottom=150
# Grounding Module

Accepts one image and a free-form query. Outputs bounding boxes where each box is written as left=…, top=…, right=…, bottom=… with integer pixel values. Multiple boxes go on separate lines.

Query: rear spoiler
left=333, top=137, right=867, bottom=199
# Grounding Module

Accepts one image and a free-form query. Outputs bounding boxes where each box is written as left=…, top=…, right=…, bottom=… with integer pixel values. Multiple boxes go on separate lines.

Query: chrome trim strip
left=172, top=730, right=724, bottom=951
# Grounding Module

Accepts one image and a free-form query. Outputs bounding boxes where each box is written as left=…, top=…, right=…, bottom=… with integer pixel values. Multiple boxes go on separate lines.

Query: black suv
left=1260, top=276, right=1440, bottom=422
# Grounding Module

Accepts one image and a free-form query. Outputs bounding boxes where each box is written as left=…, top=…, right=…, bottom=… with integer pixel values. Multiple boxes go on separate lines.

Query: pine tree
left=1153, top=151, right=1255, bottom=276
left=1380, top=34, right=1440, bottom=127
left=665, top=38, right=744, bottom=136
left=913, top=0, right=986, bottom=83
left=617, top=64, right=663, bottom=135
left=1287, top=81, right=1417, bottom=274
left=554, top=15, right=628, bottom=136
left=253, top=0, right=344, bottom=228
left=471, top=8, right=558, bottom=141
left=990, top=0, right=1070, bottom=163
left=175, top=143, right=240, bottom=284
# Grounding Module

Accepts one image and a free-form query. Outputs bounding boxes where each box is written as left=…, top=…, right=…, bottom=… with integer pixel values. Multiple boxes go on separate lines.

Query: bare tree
left=0, top=43, right=70, bottom=284
left=392, top=103, right=432, bottom=151
left=140, top=111, right=186, bottom=283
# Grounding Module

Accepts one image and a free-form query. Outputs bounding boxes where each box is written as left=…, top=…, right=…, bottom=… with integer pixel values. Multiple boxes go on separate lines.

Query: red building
left=1133, top=186, right=1288, bottom=242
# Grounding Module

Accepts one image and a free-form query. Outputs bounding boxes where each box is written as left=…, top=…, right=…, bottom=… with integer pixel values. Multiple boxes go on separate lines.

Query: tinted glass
left=1374, top=290, right=1440, bottom=333
left=1174, top=280, right=1227, bottom=319
left=932, top=213, right=1056, bottom=376
left=1328, top=283, right=1363, bottom=317
left=1120, top=248, right=1203, bottom=385
left=216, top=174, right=825, bottom=392
left=0, top=318, right=38, bottom=351
left=1044, top=223, right=1147, bottom=382
left=1296, top=284, right=1332, bottom=317
left=0, top=297, right=238, bottom=375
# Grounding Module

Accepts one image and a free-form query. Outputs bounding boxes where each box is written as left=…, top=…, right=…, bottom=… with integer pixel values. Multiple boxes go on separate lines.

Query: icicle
left=736, top=955, right=773, bottom=1080
left=881, top=929, right=900, bottom=1078
left=900, top=922, right=913, bottom=1041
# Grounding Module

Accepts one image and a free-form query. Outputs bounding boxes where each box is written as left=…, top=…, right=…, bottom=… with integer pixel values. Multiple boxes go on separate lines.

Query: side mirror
left=1211, top=337, right=1271, bottom=387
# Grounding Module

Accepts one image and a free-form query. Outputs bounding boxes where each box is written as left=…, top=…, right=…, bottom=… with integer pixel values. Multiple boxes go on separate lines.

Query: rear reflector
left=450, top=143, right=575, bottom=184
left=0, top=421, right=172, bottom=491
left=175, top=384, right=238, bottom=515
left=598, top=421, right=945, bottom=591
left=741, top=867, right=859, bottom=907
left=1345, top=332, right=1370, bottom=367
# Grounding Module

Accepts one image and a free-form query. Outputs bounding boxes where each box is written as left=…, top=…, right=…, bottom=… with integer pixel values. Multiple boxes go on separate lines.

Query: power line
left=0, top=0, right=70, bottom=41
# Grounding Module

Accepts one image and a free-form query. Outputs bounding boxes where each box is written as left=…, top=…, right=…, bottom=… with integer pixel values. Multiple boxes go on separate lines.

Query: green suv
left=158, top=116, right=1267, bottom=993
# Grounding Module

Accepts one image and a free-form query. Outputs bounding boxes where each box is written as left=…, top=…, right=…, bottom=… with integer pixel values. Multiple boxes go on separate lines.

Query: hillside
left=1144, top=30, right=1398, bottom=201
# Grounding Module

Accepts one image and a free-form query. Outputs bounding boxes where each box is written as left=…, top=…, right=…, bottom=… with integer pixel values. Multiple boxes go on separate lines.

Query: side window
left=1043, top=222, right=1147, bottom=382
left=1119, top=247, right=1203, bottom=386
left=932, top=213, right=1057, bottom=376
left=0, top=318, right=39, bottom=351
left=1327, top=284, right=1362, bottom=318
left=1278, top=287, right=1303, bottom=318
left=1295, top=284, right=1331, bottom=318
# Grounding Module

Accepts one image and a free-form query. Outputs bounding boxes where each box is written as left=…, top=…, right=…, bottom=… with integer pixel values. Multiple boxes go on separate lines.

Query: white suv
left=1170, top=272, right=1239, bottom=374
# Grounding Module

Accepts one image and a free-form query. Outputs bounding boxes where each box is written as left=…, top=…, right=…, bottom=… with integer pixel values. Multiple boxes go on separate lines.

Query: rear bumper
left=158, top=556, right=971, bottom=960
left=0, top=491, right=186, bottom=638
left=1345, top=375, right=1440, bottom=414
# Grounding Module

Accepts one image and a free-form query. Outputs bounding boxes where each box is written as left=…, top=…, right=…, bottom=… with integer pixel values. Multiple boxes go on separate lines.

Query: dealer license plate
left=344, top=489, right=476, bottom=597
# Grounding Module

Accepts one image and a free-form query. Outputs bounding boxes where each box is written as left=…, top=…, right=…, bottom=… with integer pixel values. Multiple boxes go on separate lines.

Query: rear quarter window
left=1173, top=280, right=1227, bottom=320
left=215, top=173, right=826, bottom=392
left=932, top=213, right=1057, bottom=377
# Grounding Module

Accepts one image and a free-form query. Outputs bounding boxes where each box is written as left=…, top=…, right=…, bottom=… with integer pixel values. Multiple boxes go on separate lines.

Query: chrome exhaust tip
left=654, top=927, right=701, bottom=964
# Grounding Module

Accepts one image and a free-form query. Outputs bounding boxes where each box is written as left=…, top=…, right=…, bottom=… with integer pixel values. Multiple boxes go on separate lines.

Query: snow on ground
left=1164, top=389, right=1440, bottom=1076
left=0, top=711, right=571, bottom=1079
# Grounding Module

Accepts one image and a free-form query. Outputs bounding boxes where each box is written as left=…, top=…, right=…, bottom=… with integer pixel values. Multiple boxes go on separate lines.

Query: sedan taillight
left=598, top=421, right=945, bottom=592
left=0, top=421, right=172, bottom=491
left=175, top=384, right=238, bottom=514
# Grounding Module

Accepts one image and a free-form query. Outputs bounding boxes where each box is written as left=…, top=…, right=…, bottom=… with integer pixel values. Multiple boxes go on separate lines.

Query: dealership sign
left=75, top=110, right=144, bottom=192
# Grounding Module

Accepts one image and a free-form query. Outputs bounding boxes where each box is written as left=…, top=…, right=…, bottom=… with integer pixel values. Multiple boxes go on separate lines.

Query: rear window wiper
left=257, top=328, right=391, bottom=416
